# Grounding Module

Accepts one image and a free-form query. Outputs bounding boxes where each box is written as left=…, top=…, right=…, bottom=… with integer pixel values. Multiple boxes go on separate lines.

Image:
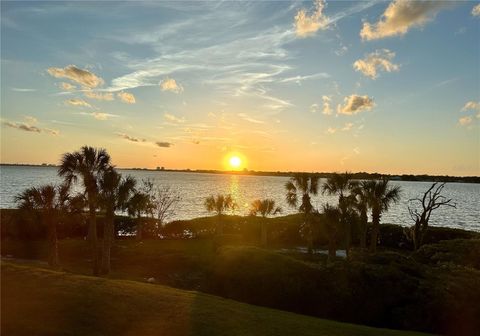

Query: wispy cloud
left=47, top=65, right=104, bottom=88
left=92, top=112, right=116, bottom=120
left=462, top=101, right=480, bottom=112
left=60, top=82, right=76, bottom=91
left=472, top=4, right=480, bottom=17
left=77, top=112, right=117, bottom=121
left=116, top=132, right=146, bottom=142
left=342, top=122, right=354, bottom=131
left=4, top=121, right=40, bottom=133
left=326, top=127, right=336, bottom=134
left=65, top=98, right=92, bottom=108
left=360, top=0, right=451, bottom=41
left=160, top=78, right=183, bottom=93
left=164, top=113, right=185, bottom=123
left=279, top=72, right=330, bottom=84
left=353, top=49, right=399, bottom=79
left=44, top=128, right=60, bottom=136
left=156, top=141, right=172, bottom=148
left=3, top=121, right=59, bottom=136
left=337, top=95, right=375, bottom=115
left=24, top=116, right=37, bottom=124
left=108, top=24, right=296, bottom=112
left=237, top=113, right=264, bottom=124
left=84, top=91, right=114, bottom=101
left=117, top=91, right=136, bottom=104
left=458, top=116, right=473, bottom=127
left=322, top=95, right=333, bottom=115
left=11, top=87, right=36, bottom=92
left=294, top=0, right=330, bottom=37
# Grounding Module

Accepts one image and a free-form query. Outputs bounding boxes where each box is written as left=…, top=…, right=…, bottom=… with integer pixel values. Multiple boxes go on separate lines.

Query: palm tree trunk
left=360, top=210, right=368, bottom=249
left=328, top=226, right=336, bottom=262
left=345, top=219, right=351, bottom=260
left=46, top=214, right=59, bottom=268
left=261, top=220, right=267, bottom=247
left=101, top=210, right=114, bottom=274
left=136, top=211, right=143, bottom=241
left=305, top=213, right=313, bottom=254
left=216, top=214, right=223, bottom=236
left=369, top=209, right=380, bottom=253
left=88, top=202, right=100, bottom=276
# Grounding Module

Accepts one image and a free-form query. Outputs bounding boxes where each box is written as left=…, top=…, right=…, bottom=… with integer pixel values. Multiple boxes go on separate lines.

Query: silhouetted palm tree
left=15, top=184, right=70, bottom=267
left=58, top=146, right=111, bottom=275
left=98, top=167, right=136, bottom=274
left=322, top=172, right=356, bottom=258
left=322, top=203, right=340, bottom=262
left=204, top=194, right=236, bottom=235
left=127, top=190, right=152, bottom=241
left=250, top=199, right=281, bottom=246
left=362, top=178, right=401, bottom=253
left=285, top=173, right=320, bottom=254
left=350, top=181, right=370, bottom=249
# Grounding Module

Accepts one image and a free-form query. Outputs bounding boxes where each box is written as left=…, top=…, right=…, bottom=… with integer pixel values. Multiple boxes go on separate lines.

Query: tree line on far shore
left=13, top=146, right=456, bottom=276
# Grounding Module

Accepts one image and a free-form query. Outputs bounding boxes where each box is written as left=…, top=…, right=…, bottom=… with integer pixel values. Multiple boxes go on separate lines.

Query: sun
left=229, top=156, right=242, bottom=169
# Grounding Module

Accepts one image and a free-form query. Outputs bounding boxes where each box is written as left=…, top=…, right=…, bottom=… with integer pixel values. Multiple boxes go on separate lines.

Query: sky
left=1, top=0, right=479, bottom=175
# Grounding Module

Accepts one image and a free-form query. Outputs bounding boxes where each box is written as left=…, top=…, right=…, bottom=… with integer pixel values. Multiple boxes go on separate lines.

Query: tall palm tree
left=322, top=204, right=340, bottom=262
left=15, top=184, right=70, bottom=267
left=350, top=181, right=370, bottom=249
left=127, top=190, right=152, bottom=241
left=204, top=194, right=236, bottom=235
left=322, top=172, right=356, bottom=258
left=250, top=199, right=281, bottom=246
left=362, top=178, right=402, bottom=253
left=58, top=146, right=111, bottom=275
left=285, top=173, right=320, bottom=254
left=98, top=167, right=136, bottom=274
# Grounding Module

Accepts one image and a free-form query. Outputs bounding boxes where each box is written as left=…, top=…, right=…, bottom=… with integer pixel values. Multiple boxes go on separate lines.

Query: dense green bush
left=412, top=239, right=480, bottom=270
left=205, top=246, right=480, bottom=335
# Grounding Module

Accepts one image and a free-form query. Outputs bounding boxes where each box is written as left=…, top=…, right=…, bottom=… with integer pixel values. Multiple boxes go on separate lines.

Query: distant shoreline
left=1, top=163, right=479, bottom=184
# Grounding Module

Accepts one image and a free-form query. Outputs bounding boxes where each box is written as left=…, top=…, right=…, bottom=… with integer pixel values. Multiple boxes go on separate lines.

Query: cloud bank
left=160, top=78, right=183, bottom=93
left=156, top=141, right=172, bottom=148
left=85, top=91, right=114, bottom=101
left=353, top=49, right=400, bottom=79
left=294, top=0, right=330, bottom=37
left=360, top=0, right=449, bottom=41
left=337, top=95, right=375, bottom=115
left=65, top=98, right=92, bottom=108
left=47, top=65, right=104, bottom=88
left=117, top=91, right=136, bottom=104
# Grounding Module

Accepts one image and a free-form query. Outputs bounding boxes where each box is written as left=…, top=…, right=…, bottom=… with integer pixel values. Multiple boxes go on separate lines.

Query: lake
left=1, top=166, right=479, bottom=231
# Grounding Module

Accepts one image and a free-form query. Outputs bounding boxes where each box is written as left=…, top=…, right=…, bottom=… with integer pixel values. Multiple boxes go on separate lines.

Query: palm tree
left=322, top=204, right=340, bottom=262
left=127, top=190, right=152, bottom=241
left=98, top=167, right=136, bottom=274
left=350, top=181, right=370, bottom=249
left=285, top=173, right=320, bottom=254
left=58, top=146, right=111, bottom=275
left=362, top=178, right=402, bottom=253
left=322, top=172, right=356, bottom=258
left=250, top=199, right=281, bottom=246
left=204, top=194, right=236, bottom=235
left=15, top=184, right=70, bottom=268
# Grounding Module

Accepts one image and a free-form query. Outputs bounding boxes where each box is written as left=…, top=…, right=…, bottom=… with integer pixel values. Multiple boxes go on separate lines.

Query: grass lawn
left=1, top=262, right=431, bottom=336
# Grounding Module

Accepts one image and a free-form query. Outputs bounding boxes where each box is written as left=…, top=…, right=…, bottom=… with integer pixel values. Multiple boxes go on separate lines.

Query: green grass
left=1, top=262, right=430, bottom=336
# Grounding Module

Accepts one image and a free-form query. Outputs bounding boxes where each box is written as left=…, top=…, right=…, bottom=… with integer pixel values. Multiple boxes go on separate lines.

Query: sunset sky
left=1, top=0, right=479, bottom=175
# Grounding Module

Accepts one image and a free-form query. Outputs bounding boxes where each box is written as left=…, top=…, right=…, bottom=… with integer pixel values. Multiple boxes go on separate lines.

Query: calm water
left=1, top=166, right=479, bottom=231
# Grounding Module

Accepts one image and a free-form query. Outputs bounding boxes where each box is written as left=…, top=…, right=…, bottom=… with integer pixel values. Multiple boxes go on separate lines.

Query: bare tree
left=407, top=182, right=456, bottom=250
left=153, top=186, right=180, bottom=228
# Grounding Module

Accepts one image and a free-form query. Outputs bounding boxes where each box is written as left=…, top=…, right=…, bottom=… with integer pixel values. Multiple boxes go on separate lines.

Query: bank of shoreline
left=1, top=163, right=479, bottom=184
